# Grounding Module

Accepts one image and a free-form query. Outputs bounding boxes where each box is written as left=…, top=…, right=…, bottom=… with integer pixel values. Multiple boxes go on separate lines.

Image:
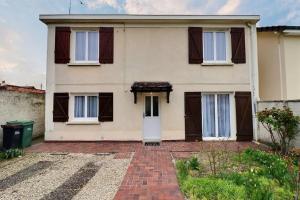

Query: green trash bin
left=6, top=120, right=34, bottom=148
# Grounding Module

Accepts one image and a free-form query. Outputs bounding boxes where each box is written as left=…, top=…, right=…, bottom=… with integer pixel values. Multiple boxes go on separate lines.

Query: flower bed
left=176, top=148, right=298, bottom=200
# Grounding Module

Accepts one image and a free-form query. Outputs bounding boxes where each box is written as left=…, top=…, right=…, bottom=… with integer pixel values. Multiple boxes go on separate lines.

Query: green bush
left=219, top=171, right=293, bottom=200
left=182, top=177, right=246, bottom=200
left=0, top=149, right=23, bottom=160
left=187, top=156, right=200, bottom=171
left=257, top=106, right=300, bottom=155
left=175, top=149, right=296, bottom=200
left=176, top=160, right=188, bottom=184
left=242, top=149, right=297, bottom=187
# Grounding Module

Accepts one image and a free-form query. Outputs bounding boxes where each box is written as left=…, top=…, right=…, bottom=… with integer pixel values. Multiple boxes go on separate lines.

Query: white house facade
left=40, top=15, right=259, bottom=142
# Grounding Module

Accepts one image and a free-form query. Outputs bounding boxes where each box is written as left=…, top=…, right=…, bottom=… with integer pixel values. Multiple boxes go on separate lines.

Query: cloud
left=0, top=61, right=18, bottom=72
left=217, top=0, right=241, bottom=14
left=124, top=0, right=202, bottom=14
left=86, top=0, right=120, bottom=9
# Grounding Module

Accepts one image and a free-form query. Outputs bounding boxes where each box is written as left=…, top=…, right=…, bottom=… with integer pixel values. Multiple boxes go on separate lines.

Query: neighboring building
left=40, top=14, right=259, bottom=142
left=0, top=83, right=45, bottom=146
left=257, top=26, right=300, bottom=100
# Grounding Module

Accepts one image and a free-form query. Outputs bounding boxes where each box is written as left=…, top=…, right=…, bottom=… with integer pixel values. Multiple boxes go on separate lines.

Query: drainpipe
left=247, top=23, right=259, bottom=141
left=276, top=32, right=285, bottom=100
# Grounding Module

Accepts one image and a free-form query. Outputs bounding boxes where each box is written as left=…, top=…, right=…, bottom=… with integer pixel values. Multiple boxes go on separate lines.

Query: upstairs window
left=75, top=31, right=99, bottom=62
left=203, top=31, right=228, bottom=62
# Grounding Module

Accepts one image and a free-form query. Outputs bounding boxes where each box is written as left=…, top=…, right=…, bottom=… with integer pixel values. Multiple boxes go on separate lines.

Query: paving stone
left=0, top=161, right=52, bottom=191
left=41, top=162, right=101, bottom=200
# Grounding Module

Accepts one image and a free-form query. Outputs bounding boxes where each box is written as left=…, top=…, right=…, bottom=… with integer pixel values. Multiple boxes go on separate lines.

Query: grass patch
left=176, top=148, right=297, bottom=200
left=0, top=149, right=24, bottom=160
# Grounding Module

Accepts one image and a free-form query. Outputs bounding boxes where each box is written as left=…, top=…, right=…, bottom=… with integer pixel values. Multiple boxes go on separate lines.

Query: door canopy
left=130, top=82, right=173, bottom=104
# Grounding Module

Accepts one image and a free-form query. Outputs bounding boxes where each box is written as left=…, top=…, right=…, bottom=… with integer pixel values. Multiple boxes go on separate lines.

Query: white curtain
left=88, top=32, right=98, bottom=61
left=203, top=32, right=214, bottom=61
left=216, top=32, right=226, bottom=61
left=75, top=32, right=86, bottom=61
left=217, top=94, right=230, bottom=137
left=87, top=96, right=98, bottom=118
left=75, top=96, right=85, bottom=118
left=202, top=94, right=215, bottom=137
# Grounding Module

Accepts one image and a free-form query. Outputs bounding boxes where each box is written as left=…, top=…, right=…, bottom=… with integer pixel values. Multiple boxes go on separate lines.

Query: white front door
left=143, top=95, right=160, bottom=142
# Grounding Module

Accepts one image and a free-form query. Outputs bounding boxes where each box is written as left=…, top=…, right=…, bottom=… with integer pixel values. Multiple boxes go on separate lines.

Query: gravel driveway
left=0, top=152, right=132, bottom=200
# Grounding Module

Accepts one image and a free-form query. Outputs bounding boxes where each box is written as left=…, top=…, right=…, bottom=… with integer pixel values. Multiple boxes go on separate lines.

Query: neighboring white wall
left=257, top=101, right=300, bottom=147
left=0, top=90, right=45, bottom=146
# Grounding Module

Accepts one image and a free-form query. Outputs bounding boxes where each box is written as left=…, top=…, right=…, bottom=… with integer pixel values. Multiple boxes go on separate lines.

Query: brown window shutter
left=188, top=27, right=203, bottom=64
left=235, top=92, right=253, bottom=141
left=55, top=27, right=71, bottom=64
left=53, top=93, right=69, bottom=122
left=98, top=93, right=113, bottom=122
left=231, top=28, right=246, bottom=64
left=184, top=92, right=202, bottom=141
left=99, top=27, right=114, bottom=64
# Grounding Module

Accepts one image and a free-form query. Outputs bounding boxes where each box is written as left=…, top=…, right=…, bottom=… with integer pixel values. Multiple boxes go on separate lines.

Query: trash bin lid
left=1, top=124, right=23, bottom=129
left=7, top=120, right=34, bottom=126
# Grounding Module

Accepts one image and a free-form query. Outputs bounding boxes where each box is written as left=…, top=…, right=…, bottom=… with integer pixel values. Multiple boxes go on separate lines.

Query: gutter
left=283, top=30, right=300, bottom=36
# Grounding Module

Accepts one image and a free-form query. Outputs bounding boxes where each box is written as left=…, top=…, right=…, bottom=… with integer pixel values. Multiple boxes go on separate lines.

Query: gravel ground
left=0, top=153, right=133, bottom=200
left=73, top=155, right=132, bottom=200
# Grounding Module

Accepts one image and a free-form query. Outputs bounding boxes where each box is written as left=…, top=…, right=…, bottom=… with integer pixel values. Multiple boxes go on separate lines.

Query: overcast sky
left=0, top=0, right=300, bottom=89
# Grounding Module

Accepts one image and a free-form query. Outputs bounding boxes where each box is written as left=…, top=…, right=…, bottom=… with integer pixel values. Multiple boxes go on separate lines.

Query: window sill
left=67, top=63, right=101, bottom=67
left=66, top=121, right=100, bottom=125
left=201, top=62, right=234, bottom=66
left=202, top=137, right=235, bottom=141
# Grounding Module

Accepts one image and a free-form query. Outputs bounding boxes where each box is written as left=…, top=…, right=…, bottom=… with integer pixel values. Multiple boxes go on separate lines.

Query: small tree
left=257, top=106, right=300, bottom=155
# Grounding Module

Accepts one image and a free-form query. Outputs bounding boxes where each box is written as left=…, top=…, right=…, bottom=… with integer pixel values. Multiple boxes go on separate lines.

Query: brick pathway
left=27, top=141, right=263, bottom=200
left=114, top=148, right=184, bottom=200
left=27, top=141, right=260, bottom=154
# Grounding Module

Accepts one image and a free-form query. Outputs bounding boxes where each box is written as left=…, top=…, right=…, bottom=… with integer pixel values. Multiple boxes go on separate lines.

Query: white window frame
left=70, top=93, right=99, bottom=122
left=73, top=30, right=99, bottom=63
left=201, top=93, right=235, bottom=140
left=202, top=29, right=231, bottom=64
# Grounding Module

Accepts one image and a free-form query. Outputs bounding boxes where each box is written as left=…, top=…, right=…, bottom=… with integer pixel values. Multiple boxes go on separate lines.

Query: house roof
left=39, top=14, right=260, bottom=24
left=258, top=26, right=300, bottom=32
left=0, top=84, right=45, bottom=94
left=257, top=26, right=300, bottom=36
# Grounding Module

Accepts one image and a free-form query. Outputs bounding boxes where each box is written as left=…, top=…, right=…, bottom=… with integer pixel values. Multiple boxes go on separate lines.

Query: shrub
left=187, top=156, right=200, bottom=171
left=219, top=171, right=293, bottom=200
left=176, top=156, right=202, bottom=184
left=182, top=177, right=246, bottom=200
left=242, top=149, right=297, bottom=188
left=257, top=106, right=300, bottom=155
left=0, top=149, right=23, bottom=160
left=176, top=160, right=188, bottom=184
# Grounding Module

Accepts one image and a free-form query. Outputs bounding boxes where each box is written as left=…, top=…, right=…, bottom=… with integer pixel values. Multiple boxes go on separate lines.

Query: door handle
left=143, top=113, right=145, bottom=118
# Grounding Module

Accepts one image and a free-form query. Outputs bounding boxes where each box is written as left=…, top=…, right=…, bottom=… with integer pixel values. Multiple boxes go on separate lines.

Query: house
left=257, top=26, right=300, bottom=101
left=39, top=14, right=260, bottom=142
left=0, top=82, right=45, bottom=146
left=256, top=26, right=300, bottom=146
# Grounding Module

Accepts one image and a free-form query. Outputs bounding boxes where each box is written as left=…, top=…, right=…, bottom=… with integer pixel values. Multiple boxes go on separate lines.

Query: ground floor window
left=202, top=93, right=231, bottom=138
left=72, top=94, right=98, bottom=121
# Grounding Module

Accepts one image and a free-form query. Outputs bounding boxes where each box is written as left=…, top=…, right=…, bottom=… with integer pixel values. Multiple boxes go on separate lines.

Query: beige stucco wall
left=282, top=36, right=300, bottom=100
left=258, top=32, right=300, bottom=101
left=257, top=32, right=283, bottom=100
left=0, top=90, right=45, bottom=146
left=45, top=22, right=255, bottom=141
